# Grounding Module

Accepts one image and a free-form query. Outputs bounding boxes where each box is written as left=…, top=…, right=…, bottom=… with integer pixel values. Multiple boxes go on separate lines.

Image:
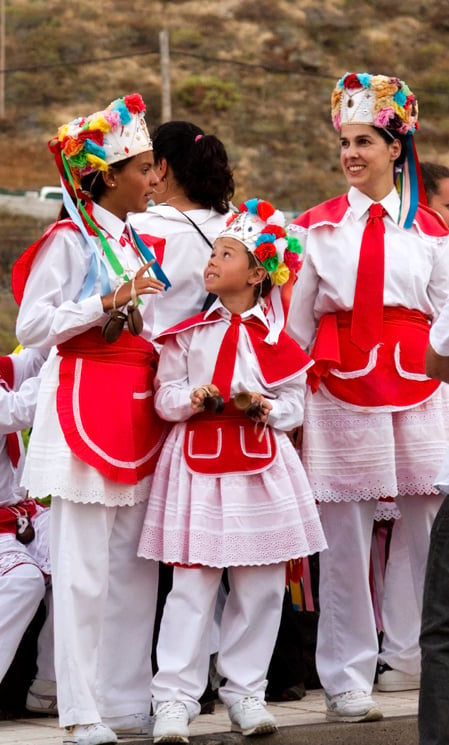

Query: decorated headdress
left=219, top=198, right=303, bottom=343
left=331, top=72, right=424, bottom=228
left=45, top=94, right=170, bottom=300
left=48, top=93, right=152, bottom=184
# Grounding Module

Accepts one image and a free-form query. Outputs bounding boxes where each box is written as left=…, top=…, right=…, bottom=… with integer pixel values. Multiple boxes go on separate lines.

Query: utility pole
left=159, top=29, right=171, bottom=123
left=0, top=0, right=5, bottom=119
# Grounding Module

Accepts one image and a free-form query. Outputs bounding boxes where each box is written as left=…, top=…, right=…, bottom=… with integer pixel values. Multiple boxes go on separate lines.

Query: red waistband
left=57, top=327, right=157, bottom=367
left=334, top=307, right=431, bottom=329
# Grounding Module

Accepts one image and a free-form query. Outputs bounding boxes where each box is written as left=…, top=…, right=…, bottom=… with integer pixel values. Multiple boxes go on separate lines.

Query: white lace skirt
left=302, top=386, right=449, bottom=503
left=21, top=354, right=151, bottom=507
left=138, top=423, right=327, bottom=567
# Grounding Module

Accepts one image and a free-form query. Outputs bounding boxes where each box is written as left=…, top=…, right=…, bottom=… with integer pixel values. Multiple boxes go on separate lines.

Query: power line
left=0, top=46, right=445, bottom=95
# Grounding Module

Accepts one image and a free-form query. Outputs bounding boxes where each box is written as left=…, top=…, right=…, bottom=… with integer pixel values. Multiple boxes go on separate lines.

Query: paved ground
left=0, top=687, right=419, bottom=745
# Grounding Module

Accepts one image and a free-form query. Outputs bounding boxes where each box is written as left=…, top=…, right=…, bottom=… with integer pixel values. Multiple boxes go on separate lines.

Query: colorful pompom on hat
left=331, top=72, right=418, bottom=135
left=219, top=199, right=303, bottom=343
left=48, top=93, right=152, bottom=181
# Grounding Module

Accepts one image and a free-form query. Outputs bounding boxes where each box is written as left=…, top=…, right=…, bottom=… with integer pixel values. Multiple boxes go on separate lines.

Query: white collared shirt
left=287, top=187, right=449, bottom=351
left=16, top=203, right=156, bottom=348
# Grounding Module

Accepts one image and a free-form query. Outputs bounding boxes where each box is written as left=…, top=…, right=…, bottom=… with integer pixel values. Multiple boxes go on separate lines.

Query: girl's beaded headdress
left=219, top=198, right=303, bottom=343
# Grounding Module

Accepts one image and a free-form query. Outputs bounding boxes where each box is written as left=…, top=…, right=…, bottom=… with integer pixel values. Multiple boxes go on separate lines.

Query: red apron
left=308, top=307, right=440, bottom=408
left=183, top=405, right=276, bottom=476
left=57, top=328, right=167, bottom=484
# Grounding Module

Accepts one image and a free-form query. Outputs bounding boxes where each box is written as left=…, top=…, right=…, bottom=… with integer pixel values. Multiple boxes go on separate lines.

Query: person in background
left=415, top=161, right=449, bottom=745
left=376, top=160, right=449, bottom=696
left=12, top=94, right=169, bottom=745
left=286, top=72, right=449, bottom=723
left=420, top=161, right=449, bottom=227
left=0, top=348, right=55, bottom=713
left=138, top=199, right=327, bottom=743
left=130, top=120, right=235, bottom=339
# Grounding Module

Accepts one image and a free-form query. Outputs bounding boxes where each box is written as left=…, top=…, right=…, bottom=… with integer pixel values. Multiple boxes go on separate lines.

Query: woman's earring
left=152, top=176, right=169, bottom=195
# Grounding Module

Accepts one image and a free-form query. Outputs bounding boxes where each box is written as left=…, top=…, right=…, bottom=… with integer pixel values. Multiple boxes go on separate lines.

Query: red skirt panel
left=308, top=307, right=440, bottom=409
left=57, top=328, right=167, bottom=484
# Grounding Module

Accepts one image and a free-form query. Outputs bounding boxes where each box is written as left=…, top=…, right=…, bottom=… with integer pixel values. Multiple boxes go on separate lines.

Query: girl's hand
left=245, top=392, right=272, bottom=423
left=190, top=383, right=221, bottom=413
left=101, top=260, right=165, bottom=312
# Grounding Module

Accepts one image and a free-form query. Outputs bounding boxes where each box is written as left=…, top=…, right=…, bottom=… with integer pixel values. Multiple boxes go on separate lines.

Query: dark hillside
left=1, top=0, right=449, bottom=208
left=0, top=0, right=448, bottom=350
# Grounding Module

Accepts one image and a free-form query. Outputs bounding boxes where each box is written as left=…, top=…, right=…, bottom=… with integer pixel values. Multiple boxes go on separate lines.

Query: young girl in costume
left=12, top=95, right=169, bottom=745
left=286, top=72, right=449, bottom=723
left=137, top=199, right=327, bottom=743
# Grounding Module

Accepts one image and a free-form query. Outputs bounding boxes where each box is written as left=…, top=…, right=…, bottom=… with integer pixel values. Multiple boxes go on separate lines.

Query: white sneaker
left=325, top=690, right=383, bottom=722
left=63, top=723, right=118, bottom=745
left=153, top=701, right=189, bottom=744
left=103, top=713, right=153, bottom=738
left=26, top=678, right=58, bottom=716
left=377, top=663, right=420, bottom=692
left=228, top=697, right=278, bottom=736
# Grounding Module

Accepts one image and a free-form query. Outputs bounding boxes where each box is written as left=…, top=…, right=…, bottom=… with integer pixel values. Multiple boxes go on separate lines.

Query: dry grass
left=1, top=0, right=449, bottom=347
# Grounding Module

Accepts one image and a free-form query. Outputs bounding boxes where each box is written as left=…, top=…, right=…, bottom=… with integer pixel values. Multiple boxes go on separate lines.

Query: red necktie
left=0, top=356, right=21, bottom=468
left=6, top=432, right=20, bottom=468
left=351, top=203, right=386, bottom=352
left=211, top=314, right=241, bottom=402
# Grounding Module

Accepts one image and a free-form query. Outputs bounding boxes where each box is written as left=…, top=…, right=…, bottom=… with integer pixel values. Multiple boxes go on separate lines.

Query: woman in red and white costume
left=13, top=95, right=168, bottom=745
left=138, top=199, right=327, bottom=744
left=286, top=72, right=449, bottom=723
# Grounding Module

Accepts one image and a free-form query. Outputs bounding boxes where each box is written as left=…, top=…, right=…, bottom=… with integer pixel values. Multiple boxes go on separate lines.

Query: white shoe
left=103, top=713, right=153, bottom=738
left=26, top=678, right=58, bottom=716
left=153, top=701, right=189, bottom=744
left=228, top=697, right=278, bottom=736
left=325, top=690, right=383, bottom=722
left=377, top=664, right=420, bottom=692
left=63, top=723, right=118, bottom=745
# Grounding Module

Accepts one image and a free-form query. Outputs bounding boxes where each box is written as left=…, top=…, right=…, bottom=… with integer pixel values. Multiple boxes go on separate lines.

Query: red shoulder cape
left=291, top=194, right=449, bottom=237
left=157, top=310, right=313, bottom=385
left=11, top=220, right=167, bottom=306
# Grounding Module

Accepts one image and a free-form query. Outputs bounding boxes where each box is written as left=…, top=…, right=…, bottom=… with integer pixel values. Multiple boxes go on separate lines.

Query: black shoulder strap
left=172, top=207, right=214, bottom=248
left=171, top=207, right=216, bottom=309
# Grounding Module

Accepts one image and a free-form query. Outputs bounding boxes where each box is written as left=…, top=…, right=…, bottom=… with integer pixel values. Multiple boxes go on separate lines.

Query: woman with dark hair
left=286, top=72, right=449, bottom=723
left=12, top=94, right=169, bottom=745
left=130, top=120, right=235, bottom=338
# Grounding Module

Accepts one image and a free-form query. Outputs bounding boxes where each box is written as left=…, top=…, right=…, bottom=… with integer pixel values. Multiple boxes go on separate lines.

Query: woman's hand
left=101, top=260, right=165, bottom=312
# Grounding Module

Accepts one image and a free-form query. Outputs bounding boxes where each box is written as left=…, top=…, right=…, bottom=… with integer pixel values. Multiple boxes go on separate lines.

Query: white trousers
left=0, top=562, right=46, bottom=682
left=152, top=563, right=286, bottom=719
left=379, top=517, right=421, bottom=675
left=50, top=497, right=158, bottom=728
left=316, top=493, right=442, bottom=694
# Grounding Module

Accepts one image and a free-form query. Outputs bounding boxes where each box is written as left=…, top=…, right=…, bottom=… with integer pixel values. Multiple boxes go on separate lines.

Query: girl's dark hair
left=152, top=120, right=234, bottom=214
